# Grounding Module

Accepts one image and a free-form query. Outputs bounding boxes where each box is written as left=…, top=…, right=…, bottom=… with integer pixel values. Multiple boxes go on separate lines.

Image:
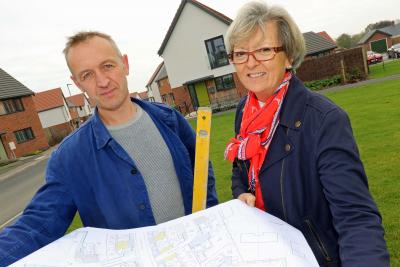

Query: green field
left=67, top=68, right=400, bottom=265
left=368, top=59, right=400, bottom=79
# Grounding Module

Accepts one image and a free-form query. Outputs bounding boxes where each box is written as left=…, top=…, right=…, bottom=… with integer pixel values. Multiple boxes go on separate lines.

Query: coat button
left=131, top=168, right=137, bottom=175
left=295, top=121, right=302, bottom=128
left=139, top=204, right=146, bottom=210
left=285, top=144, right=291, bottom=152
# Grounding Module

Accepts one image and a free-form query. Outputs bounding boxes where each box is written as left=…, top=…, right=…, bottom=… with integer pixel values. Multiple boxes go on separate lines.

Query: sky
left=0, top=0, right=398, bottom=97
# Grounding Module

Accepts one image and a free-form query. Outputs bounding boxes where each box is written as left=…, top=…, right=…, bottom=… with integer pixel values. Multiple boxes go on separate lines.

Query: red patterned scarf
left=225, top=71, right=292, bottom=210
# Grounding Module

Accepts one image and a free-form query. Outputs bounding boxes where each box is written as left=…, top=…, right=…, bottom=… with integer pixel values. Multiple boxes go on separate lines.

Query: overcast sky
left=0, top=0, right=398, bottom=97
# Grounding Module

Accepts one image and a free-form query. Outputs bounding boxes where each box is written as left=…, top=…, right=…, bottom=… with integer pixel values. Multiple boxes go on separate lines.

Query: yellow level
left=192, top=107, right=212, bottom=213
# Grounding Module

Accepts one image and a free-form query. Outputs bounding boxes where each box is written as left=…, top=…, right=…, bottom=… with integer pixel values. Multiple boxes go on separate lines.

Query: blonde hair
left=225, top=1, right=305, bottom=69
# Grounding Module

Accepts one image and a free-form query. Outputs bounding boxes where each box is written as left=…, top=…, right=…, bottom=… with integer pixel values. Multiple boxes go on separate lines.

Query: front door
left=194, top=82, right=210, bottom=107
left=0, top=138, right=8, bottom=161
left=188, top=84, right=199, bottom=110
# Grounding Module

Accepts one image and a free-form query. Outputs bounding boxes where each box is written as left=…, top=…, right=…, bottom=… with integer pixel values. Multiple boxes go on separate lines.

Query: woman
left=224, top=1, right=389, bottom=266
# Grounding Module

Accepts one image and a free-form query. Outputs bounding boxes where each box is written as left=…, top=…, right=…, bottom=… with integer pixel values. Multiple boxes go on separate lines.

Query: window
left=14, top=128, right=35, bottom=143
left=214, top=74, right=235, bottom=91
left=161, top=93, right=175, bottom=106
left=205, top=36, right=229, bottom=69
left=0, top=98, right=24, bottom=115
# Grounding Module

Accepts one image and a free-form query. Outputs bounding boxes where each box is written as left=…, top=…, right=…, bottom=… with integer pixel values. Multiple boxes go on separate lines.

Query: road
left=0, top=158, right=49, bottom=230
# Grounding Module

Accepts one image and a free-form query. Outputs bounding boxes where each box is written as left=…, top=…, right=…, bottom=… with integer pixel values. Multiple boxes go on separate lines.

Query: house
left=0, top=68, right=49, bottom=160
left=303, top=31, right=337, bottom=58
left=32, top=88, right=74, bottom=145
left=157, top=0, right=247, bottom=113
left=358, top=23, right=400, bottom=53
left=138, top=91, right=150, bottom=101
left=152, top=63, right=176, bottom=107
left=66, top=93, right=92, bottom=125
left=153, top=1, right=338, bottom=114
left=145, top=61, right=164, bottom=103
left=317, top=31, right=336, bottom=45
left=129, top=92, right=139, bottom=99
left=87, top=97, right=96, bottom=110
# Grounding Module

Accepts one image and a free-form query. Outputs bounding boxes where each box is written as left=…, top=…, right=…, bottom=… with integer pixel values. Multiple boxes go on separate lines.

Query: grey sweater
left=107, top=104, right=185, bottom=224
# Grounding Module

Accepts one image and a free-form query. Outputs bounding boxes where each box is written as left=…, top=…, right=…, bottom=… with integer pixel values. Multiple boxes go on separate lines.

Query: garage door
left=370, top=39, right=387, bottom=53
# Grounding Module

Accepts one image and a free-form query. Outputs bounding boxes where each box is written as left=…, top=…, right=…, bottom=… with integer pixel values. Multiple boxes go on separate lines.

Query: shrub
left=304, top=75, right=342, bottom=91
left=346, top=68, right=362, bottom=83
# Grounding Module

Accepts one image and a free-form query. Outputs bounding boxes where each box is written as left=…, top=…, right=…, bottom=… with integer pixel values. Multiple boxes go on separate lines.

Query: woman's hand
left=238, top=193, right=256, bottom=207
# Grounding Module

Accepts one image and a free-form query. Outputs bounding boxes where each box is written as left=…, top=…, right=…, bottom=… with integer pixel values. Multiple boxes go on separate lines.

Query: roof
left=32, top=88, right=65, bottom=112
left=317, top=31, right=336, bottom=45
left=358, top=23, right=400, bottom=44
left=129, top=92, right=139, bottom=98
left=66, top=93, right=86, bottom=107
left=303, top=31, right=337, bottom=56
left=146, top=61, right=164, bottom=87
left=87, top=97, right=96, bottom=108
left=154, top=63, right=168, bottom=82
left=138, top=91, right=149, bottom=100
left=0, top=68, right=34, bottom=100
left=158, top=0, right=232, bottom=55
left=183, top=75, right=214, bottom=85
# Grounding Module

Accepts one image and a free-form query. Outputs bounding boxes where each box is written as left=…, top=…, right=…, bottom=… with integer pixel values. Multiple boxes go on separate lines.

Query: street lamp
left=66, top=83, right=73, bottom=97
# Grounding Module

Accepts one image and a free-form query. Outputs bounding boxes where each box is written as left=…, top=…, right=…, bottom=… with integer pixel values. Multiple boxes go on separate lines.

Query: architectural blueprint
left=11, top=200, right=318, bottom=267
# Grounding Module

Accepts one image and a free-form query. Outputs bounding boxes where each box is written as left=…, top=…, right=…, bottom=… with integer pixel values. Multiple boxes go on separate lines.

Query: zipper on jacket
left=305, top=219, right=332, bottom=262
left=280, top=127, right=289, bottom=222
left=280, top=158, right=287, bottom=221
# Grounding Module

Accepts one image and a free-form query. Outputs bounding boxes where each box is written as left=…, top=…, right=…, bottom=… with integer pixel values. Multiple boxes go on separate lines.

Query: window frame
left=0, top=98, right=25, bottom=115
left=204, top=35, right=229, bottom=69
left=214, top=74, right=236, bottom=91
left=14, top=127, right=35, bottom=144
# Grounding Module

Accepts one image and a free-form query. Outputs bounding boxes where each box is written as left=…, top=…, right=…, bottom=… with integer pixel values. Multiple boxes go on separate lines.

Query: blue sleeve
left=173, top=109, right=218, bottom=208
left=316, top=107, right=389, bottom=266
left=0, top=153, right=76, bottom=266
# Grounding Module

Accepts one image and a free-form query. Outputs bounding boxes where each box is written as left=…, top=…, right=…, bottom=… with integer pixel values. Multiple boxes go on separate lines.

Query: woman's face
left=233, top=21, right=292, bottom=101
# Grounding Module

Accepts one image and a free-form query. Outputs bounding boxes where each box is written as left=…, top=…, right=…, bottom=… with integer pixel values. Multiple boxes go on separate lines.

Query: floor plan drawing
left=11, top=200, right=318, bottom=267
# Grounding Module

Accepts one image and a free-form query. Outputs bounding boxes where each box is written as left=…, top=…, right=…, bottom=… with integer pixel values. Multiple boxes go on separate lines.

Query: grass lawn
left=67, top=78, right=400, bottom=266
left=368, top=59, right=400, bottom=79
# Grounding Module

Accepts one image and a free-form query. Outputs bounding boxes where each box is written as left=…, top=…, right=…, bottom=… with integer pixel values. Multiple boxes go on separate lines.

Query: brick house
left=303, top=31, right=337, bottom=59
left=66, top=93, right=92, bottom=125
left=317, top=31, right=336, bottom=45
left=150, top=62, right=176, bottom=107
left=358, top=23, right=400, bottom=53
left=0, top=68, right=49, bottom=160
left=145, top=61, right=164, bottom=103
left=138, top=91, right=151, bottom=101
left=32, top=88, right=74, bottom=146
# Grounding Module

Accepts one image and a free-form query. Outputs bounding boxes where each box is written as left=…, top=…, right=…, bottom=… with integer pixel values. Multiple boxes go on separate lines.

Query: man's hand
left=238, top=193, right=255, bottom=207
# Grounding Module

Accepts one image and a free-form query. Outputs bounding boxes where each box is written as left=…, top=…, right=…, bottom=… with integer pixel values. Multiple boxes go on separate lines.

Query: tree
left=364, top=20, right=394, bottom=32
left=350, top=32, right=365, bottom=47
left=336, top=33, right=352, bottom=48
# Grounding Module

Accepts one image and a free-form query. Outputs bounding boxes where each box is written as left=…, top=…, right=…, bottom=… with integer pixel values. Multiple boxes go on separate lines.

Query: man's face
left=68, top=36, right=130, bottom=113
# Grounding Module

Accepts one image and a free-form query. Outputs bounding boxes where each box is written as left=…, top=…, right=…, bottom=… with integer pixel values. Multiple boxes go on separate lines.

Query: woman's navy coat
left=232, top=75, right=389, bottom=266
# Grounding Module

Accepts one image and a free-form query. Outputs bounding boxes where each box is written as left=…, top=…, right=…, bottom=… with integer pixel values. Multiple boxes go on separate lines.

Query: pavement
left=0, top=145, right=57, bottom=183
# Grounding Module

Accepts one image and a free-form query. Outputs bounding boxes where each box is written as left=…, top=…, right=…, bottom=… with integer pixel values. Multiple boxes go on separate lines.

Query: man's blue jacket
left=232, top=75, right=389, bottom=266
left=0, top=98, right=218, bottom=266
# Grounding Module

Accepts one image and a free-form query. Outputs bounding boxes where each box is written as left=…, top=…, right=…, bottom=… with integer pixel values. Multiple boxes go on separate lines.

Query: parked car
left=367, top=51, right=383, bottom=64
left=387, top=44, right=400, bottom=59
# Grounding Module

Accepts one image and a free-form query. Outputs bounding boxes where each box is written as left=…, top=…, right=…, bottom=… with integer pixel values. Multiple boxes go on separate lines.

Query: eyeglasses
left=228, top=46, right=284, bottom=64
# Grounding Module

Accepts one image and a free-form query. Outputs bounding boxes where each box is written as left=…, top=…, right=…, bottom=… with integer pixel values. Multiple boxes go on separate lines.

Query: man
left=0, top=31, right=218, bottom=265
